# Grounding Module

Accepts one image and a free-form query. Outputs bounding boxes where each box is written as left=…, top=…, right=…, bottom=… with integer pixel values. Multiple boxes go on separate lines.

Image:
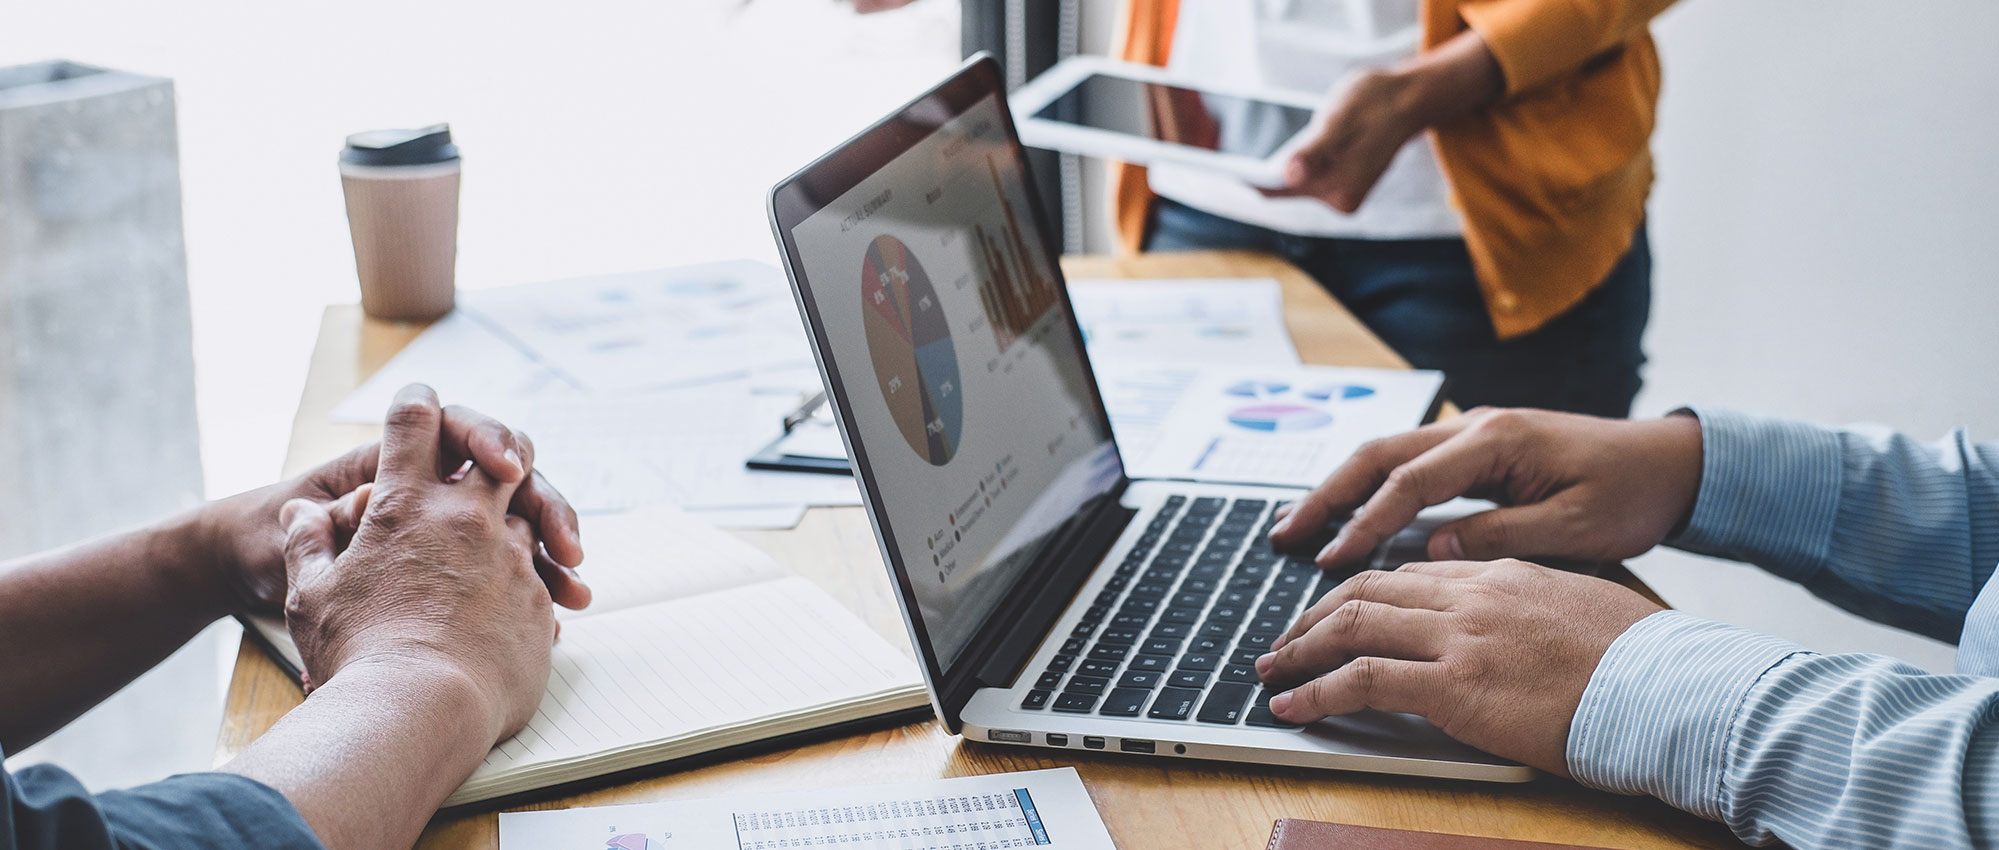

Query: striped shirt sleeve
left=1669, top=407, right=1999, bottom=642
left=1570, top=610, right=1999, bottom=848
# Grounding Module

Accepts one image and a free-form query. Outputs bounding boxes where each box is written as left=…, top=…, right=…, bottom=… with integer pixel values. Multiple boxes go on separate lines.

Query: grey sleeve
left=3, top=759, right=322, bottom=850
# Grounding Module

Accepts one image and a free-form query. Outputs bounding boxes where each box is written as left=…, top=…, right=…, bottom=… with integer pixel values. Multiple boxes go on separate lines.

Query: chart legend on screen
left=862, top=234, right=964, bottom=466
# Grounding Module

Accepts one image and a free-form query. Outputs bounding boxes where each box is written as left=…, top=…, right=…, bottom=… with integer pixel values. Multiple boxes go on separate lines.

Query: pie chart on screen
left=1227, top=404, right=1333, bottom=432
left=862, top=234, right=963, bottom=466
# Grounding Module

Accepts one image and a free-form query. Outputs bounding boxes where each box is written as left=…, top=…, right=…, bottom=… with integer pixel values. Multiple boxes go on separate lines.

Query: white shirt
left=1148, top=0, right=1463, bottom=239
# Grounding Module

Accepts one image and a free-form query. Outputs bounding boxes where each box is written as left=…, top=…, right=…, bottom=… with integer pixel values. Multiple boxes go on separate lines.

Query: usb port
left=1083, top=735, right=1106, bottom=750
left=1046, top=733, right=1069, bottom=747
left=1120, top=739, right=1156, bottom=754
left=987, top=729, right=1031, bottom=743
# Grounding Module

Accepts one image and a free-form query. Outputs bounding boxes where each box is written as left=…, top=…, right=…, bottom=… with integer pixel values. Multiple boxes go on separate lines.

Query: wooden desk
left=217, top=251, right=1738, bottom=850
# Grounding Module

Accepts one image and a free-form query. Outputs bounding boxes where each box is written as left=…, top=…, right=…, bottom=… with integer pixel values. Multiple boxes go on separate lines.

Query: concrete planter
left=0, top=61, right=203, bottom=558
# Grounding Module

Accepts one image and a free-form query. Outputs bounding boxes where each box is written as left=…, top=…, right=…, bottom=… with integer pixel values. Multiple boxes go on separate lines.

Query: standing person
left=859, top=0, right=1673, bottom=416
left=1122, top=0, right=1671, bottom=417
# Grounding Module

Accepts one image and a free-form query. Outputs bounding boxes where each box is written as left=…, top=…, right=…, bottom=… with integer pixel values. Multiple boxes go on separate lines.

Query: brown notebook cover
left=1266, top=819, right=1613, bottom=850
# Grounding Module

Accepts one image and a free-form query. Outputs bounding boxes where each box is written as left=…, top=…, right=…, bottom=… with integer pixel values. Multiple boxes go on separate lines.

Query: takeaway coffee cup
left=340, top=124, right=460, bottom=322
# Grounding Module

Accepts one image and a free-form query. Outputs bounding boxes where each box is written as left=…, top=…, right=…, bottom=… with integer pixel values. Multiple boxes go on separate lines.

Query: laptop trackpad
left=1305, top=710, right=1518, bottom=766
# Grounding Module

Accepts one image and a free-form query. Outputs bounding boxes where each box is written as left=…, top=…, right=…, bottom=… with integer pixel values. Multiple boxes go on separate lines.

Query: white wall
left=1630, top=1, right=1999, bottom=673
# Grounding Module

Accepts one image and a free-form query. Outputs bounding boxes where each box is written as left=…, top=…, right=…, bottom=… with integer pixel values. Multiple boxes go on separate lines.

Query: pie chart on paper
left=1227, top=404, right=1333, bottom=433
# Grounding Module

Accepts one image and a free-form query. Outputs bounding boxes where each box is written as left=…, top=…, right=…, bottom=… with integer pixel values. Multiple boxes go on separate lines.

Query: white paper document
left=1097, top=362, right=1444, bottom=489
left=498, top=767, right=1116, bottom=850
left=1068, top=278, right=1300, bottom=367
left=332, top=261, right=818, bottom=423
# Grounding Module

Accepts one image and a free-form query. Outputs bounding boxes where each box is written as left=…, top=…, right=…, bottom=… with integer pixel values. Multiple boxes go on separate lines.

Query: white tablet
left=1008, top=56, right=1321, bottom=188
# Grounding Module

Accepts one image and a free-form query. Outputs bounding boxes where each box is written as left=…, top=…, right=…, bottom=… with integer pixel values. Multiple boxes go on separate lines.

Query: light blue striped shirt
left=1567, top=408, right=1999, bottom=849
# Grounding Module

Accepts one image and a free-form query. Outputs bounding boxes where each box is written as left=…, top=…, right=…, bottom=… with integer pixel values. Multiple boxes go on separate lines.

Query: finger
left=511, top=470, right=585, bottom=567
left=1311, top=420, right=1520, bottom=568
left=280, top=499, right=338, bottom=591
left=457, top=457, right=528, bottom=511
left=1274, top=569, right=1460, bottom=651
left=440, top=404, right=528, bottom=483
left=1268, top=421, right=1466, bottom=550
left=1269, top=657, right=1445, bottom=724
left=325, top=483, right=374, bottom=537
left=535, top=549, right=593, bottom=611
left=1258, top=600, right=1447, bottom=688
left=377, top=384, right=445, bottom=484
left=1428, top=500, right=1578, bottom=562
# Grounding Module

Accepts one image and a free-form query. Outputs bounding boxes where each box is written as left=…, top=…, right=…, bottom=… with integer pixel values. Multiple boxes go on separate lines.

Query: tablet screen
left=1032, top=73, right=1315, bottom=160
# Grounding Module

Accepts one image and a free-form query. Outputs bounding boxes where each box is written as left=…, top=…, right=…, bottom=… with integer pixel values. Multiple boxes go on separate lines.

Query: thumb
left=1428, top=501, right=1572, bottom=562
left=280, top=498, right=338, bottom=588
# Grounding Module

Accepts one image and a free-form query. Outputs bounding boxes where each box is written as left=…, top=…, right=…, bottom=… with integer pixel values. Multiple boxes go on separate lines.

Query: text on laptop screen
left=790, top=93, right=1121, bottom=669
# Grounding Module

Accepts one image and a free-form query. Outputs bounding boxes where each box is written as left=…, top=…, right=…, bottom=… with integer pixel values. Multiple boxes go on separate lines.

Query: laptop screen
left=782, top=89, right=1123, bottom=670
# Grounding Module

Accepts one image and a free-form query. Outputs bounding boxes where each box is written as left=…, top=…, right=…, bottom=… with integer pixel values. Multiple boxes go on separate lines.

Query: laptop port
left=1045, top=733, right=1068, bottom=747
left=1083, top=736, right=1106, bottom=750
left=987, top=729, right=1031, bottom=743
left=1120, top=739, right=1156, bottom=754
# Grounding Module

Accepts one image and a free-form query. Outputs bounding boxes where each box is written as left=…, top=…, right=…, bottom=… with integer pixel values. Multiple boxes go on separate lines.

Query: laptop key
left=1087, top=644, right=1130, bottom=662
left=1100, top=687, right=1150, bottom=717
left=1159, top=607, right=1202, bottom=625
left=1098, top=628, right=1141, bottom=645
left=1197, top=683, right=1255, bottom=724
left=1148, top=687, right=1201, bottom=720
left=1245, top=688, right=1301, bottom=728
left=1178, top=653, right=1220, bottom=672
left=1229, top=648, right=1262, bottom=667
left=1151, top=622, right=1191, bottom=639
left=1238, top=632, right=1277, bottom=652
left=1078, top=659, right=1119, bottom=678
left=1140, top=638, right=1181, bottom=656
left=1199, top=622, right=1239, bottom=640
left=1119, top=670, right=1163, bottom=689
left=1035, top=671, right=1062, bottom=689
left=1249, top=616, right=1288, bottom=634
left=1048, top=653, right=1076, bottom=672
left=1053, top=692, right=1099, bottom=713
left=1061, top=638, right=1085, bottom=655
left=1111, top=613, right=1150, bottom=630
left=1220, top=664, right=1260, bottom=684
left=1188, top=637, right=1226, bottom=655
left=1128, top=654, right=1171, bottom=673
left=1170, top=591, right=1210, bottom=609
left=1064, top=675, right=1109, bottom=696
left=1021, top=689, right=1052, bottom=710
left=1167, top=669, right=1211, bottom=690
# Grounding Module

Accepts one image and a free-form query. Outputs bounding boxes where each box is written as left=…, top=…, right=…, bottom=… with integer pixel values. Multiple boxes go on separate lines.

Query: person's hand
left=197, top=390, right=589, bottom=615
left=1268, top=408, right=1705, bottom=570
left=1260, top=70, right=1429, bottom=213
left=1257, top=559, right=1662, bottom=774
left=1262, top=30, right=1504, bottom=213
left=278, top=386, right=557, bottom=738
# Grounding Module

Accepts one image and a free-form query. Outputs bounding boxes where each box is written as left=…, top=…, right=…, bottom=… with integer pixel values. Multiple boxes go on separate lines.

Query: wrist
left=1392, top=29, right=1504, bottom=130
left=322, top=648, right=513, bottom=746
left=148, top=505, right=240, bottom=621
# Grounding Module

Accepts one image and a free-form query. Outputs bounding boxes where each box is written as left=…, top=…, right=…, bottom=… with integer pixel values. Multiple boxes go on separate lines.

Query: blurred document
left=1068, top=278, right=1299, bottom=367
left=1096, top=362, right=1443, bottom=489
left=330, top=311, right=580, bottom=423
left=498, top=767, right=1116, bottom=850
left=503, top=390, right=860, bottom=515
left=468, top=261, right=815, bottom=393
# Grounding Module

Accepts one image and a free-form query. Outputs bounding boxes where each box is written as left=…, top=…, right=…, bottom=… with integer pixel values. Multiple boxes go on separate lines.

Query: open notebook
left=242, top=505, right=928, bottom=809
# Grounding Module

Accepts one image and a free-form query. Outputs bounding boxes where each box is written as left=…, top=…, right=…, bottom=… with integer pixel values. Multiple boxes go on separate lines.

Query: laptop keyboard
left=1018, top=495, right=1367, bottom=728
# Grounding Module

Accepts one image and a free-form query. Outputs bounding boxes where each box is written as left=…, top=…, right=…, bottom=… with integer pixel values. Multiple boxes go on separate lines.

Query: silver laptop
left=767, top=55, right=1530, bottom=783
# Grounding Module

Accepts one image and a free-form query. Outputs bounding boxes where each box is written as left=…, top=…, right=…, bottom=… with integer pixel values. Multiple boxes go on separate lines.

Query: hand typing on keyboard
left=1254, top=558, right=1660, bottom=775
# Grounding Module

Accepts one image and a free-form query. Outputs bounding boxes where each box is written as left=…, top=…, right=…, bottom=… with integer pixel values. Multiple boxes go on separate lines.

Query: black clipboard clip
left=745, top=391, right=853, bottom=476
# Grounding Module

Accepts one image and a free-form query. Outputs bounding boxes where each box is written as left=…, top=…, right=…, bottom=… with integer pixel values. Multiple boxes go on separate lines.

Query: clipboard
left=746, top=391, right=853, bottom=476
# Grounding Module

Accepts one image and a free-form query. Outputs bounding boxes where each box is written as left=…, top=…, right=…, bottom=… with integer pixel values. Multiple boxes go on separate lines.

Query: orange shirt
left=1113, top=0, right=1674, bottom=339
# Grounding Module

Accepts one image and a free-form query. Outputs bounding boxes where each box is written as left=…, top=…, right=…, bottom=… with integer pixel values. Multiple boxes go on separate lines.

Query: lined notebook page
left=557, top=504, right=787, bottom=620
left=471, top=576, right=922, bottom=781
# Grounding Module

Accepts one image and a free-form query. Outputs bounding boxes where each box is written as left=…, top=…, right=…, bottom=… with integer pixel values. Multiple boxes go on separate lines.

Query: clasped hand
left=1256, top=409, right=1704, bottom=774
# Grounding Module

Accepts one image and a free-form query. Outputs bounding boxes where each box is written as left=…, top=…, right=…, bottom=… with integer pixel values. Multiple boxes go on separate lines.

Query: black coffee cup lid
left=341, top=123, right=459, bottom=167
